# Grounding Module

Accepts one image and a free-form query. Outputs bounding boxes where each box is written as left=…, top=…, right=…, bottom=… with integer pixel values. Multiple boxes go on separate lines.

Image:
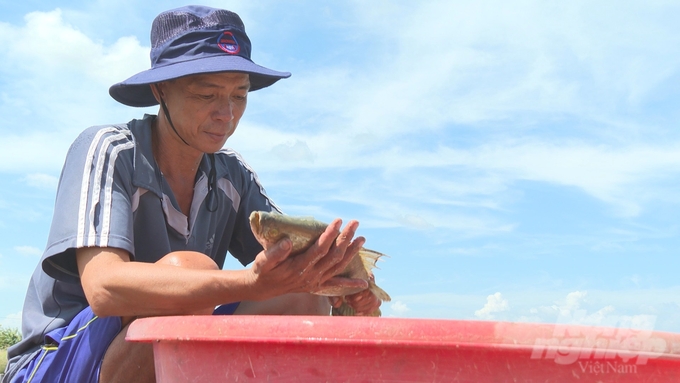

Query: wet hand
left=248, top=219, right=368, bottom=299
left=331, top=289, right=382, bottom=316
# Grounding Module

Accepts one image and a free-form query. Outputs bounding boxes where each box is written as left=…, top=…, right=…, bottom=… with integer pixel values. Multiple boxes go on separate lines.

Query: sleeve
left=224, top=150, right=282, bottom=266
left=41, top=125, right=137, bottom=283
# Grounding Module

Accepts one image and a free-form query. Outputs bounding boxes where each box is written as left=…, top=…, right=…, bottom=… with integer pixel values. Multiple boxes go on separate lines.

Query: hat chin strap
left=159, top=96, right=191, bottom=146
left=158, top=95, right=219, bottom=213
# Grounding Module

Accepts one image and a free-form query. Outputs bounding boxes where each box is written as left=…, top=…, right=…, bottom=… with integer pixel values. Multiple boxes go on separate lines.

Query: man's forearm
left=77, top=248, right=257, bottom=318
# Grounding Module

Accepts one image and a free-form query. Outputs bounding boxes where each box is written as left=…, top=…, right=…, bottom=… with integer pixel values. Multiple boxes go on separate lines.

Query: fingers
left=251, top=237, right=292, bottom=275
left=293, top=219, right=359, bottom=284
left=311, top=220, right=362, bottom=280
left=249, top=217, right=367, bottom=299
left=320, top=235, right=365, bottom=282
left=310, top=218, right=344, bottom=264
left=345, top=289, right=381, bottom=316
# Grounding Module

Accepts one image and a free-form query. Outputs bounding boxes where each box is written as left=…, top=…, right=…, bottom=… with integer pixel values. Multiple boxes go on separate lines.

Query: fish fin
left=357, top=248, right=391, bottom=303
left=358, top=248, right=387, bottom=271
left=369, top=282, right=391, bottom=302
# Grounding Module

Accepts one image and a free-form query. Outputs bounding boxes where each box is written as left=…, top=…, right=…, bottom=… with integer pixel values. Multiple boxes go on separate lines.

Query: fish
left=249, top=211, right=391, bottom=316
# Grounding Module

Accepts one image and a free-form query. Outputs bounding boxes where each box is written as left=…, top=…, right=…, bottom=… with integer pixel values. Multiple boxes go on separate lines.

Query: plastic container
left=126, top=316, right=680, bottom=382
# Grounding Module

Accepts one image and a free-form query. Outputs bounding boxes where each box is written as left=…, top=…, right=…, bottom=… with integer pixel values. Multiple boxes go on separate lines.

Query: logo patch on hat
left=217, top=31, right=240, bottom=54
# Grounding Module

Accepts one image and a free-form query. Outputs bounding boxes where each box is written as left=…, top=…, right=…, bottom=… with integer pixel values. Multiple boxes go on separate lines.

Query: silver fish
left=249, top=211, right=391, bottom=316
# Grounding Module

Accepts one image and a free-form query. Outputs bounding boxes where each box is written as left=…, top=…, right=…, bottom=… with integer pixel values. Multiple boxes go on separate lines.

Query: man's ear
left=150, top=83, right=164, bottom=104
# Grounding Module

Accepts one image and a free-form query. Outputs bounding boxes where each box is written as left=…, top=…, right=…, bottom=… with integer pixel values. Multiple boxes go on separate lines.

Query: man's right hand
left=245, top=218, right=369, bottom=300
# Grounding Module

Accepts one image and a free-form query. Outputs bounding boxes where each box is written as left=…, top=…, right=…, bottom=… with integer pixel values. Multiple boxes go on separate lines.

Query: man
left=4, top=5, right=380, bottom=383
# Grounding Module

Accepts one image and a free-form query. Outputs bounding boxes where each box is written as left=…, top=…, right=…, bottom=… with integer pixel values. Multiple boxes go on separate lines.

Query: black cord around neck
left=206, top=153, right=218, bottom=212
left=159, top=96, right=190, bottom=146
left=156, top=90, right=217, bottom=213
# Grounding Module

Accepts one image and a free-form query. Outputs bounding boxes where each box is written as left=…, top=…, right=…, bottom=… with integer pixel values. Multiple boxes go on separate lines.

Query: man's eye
left=198, top=94, right=214, bottom=100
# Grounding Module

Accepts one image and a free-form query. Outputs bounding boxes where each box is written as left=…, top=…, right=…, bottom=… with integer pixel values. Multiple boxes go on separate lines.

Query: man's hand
left=246, top=219, right=369, bottom=300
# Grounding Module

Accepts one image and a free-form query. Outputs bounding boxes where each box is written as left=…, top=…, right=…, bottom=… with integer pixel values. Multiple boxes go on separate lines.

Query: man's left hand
left=330, top=289, right=382, bottom=316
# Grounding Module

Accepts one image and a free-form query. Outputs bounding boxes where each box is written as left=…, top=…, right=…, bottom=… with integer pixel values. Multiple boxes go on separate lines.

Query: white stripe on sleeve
left=77, top=127, right=119, bottom=248
left=76, top=127, right=133, bottom=248
left=100, top=140, right=135, bottom=247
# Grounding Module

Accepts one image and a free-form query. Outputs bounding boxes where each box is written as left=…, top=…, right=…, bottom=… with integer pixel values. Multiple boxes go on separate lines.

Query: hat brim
left=109, top=55, right=291, bottom=107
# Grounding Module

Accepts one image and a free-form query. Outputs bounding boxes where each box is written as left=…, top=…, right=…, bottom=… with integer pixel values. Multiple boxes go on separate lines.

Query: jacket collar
left=130, top=114, right=217, bottom=198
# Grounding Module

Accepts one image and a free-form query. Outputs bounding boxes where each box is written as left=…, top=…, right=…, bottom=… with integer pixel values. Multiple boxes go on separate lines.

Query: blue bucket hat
left=109, top=5, right=291, bottom=107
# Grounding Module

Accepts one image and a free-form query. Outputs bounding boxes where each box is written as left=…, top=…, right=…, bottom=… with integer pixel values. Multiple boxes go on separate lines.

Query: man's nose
left=214, top=100, right=234, bottom=121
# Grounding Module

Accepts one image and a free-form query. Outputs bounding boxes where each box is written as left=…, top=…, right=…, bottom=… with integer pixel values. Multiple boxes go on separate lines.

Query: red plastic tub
left=126, top=316, right=680, bottom=382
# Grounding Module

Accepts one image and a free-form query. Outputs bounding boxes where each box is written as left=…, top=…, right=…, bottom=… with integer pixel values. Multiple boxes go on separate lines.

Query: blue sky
left=1, top=0, right=680, bottom=333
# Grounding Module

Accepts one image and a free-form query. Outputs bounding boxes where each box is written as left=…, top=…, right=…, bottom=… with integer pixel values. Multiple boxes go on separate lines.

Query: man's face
left=157, top=72, right=250, bottom=153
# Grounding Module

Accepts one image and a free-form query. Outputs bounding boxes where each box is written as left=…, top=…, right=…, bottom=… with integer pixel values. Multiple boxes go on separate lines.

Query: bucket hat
left=109, top=5, right=291, bottom=107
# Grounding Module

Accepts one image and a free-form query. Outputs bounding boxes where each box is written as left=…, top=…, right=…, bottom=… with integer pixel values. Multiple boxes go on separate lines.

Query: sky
left=1, top=0, right=680, bottom=335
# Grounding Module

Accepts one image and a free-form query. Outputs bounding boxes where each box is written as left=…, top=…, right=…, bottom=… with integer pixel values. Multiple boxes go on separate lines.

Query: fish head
left=249, top=211, right=329, bottom=254
left=249, top=211, right=286, bottom=249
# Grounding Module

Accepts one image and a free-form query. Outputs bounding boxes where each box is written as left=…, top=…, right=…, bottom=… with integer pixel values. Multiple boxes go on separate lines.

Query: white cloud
left=390, top=300, right=411, bottom=316
left=14, top=245, right=42, bottom=257
left=22, top=173, right=59, bottom=190
left=395, top=214, right=434, bottom=230
left=0, top=9, right=148, bottom=86
left=349, top=0, right=680, bottom=121
left=563, top=291, right=588, bottom=311
left=237, top=131, right=680, bottom=236
left=0, top=9, right=152, bottom=174
left=358, top=288, right=680, bottom=332
left=239, top=1, right=680, bottom=220
left=520, top=290, right=660, bottom=330
left=360, top=141, right=680, bottom=218
left=0, top=311, right=22, bottom=330
left=269, top=140, right=315, bottom=163
left=522, top=290, right=588, bottom=321
left=460, top=142, right=680, bottom=217
left=2, top=3, right=678, bottom=224
left=475, top=292, right=509, bottom=320
left=380, top=2, right=679, bottom=186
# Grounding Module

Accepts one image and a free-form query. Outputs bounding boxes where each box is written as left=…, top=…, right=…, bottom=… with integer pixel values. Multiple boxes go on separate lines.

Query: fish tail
left=369, top=281, right=391, bottom=302
left=357, top=249, right=391, bottom=302
left=358, top=248, right=387, bottom=271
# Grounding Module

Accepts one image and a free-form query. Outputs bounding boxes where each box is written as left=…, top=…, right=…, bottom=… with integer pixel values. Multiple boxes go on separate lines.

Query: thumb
left=257, top=238, right=292, bottom=272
